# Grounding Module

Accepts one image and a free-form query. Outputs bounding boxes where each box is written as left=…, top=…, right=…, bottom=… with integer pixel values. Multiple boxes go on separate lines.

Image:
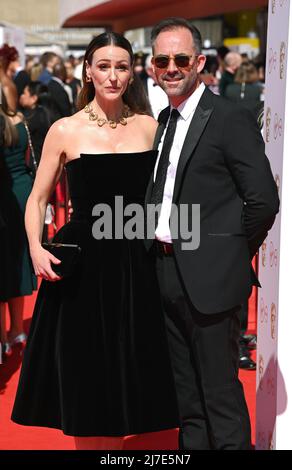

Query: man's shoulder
left=157, top=105, right=170, bottom=124
left=207, top=89, right=248, bottom=117
left=39, top=69, right=51, bottom=79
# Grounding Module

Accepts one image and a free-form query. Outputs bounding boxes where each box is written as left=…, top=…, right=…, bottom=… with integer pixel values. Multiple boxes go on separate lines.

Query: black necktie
left=150, top=108, right=180, bottom=206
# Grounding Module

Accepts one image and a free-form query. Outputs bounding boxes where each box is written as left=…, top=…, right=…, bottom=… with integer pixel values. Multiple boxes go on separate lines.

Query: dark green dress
left=0, top=122, right=37, bottom=301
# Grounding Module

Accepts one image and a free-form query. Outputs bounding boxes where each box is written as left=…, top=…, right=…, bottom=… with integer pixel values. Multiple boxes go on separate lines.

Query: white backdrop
left=256, top=0, right=291, bottom=450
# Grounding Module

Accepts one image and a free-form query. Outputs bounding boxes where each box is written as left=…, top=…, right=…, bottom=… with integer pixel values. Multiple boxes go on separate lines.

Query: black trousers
left=156, top=252, right=252, bottom=450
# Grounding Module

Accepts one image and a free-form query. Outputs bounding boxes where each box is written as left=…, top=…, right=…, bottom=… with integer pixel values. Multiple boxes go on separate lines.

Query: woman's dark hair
left=234, top=62, right=259, bottom=84
left=26, top=81, right=48, bottom=100
left=77, top=32, right=152, bottom=115
left=0, top=44, right=18, bottom=71
left=26, top=81, right=54, bottom=125
left=151, top=17, right=202, bottom=54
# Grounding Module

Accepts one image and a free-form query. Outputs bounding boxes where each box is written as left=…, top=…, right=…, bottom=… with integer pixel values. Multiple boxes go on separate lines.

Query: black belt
left=155, top=240, right=174, bottom=256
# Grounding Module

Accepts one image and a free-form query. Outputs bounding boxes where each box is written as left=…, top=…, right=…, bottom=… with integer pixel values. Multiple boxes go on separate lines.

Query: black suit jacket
left=145, top=87, right=280, bottom=314
left=47, top=79, right=72, bottom=122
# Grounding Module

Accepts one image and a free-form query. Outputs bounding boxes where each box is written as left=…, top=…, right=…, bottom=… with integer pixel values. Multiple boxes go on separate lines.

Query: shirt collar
left=171, top=82, right=205, bottom=121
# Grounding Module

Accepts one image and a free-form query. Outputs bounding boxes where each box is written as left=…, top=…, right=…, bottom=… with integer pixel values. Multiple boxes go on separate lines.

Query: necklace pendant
left=119, top=117, right=127, bottom=126
left=84, top=102, right=130, bottom=129
left=89, top=112, right=97, bottom=121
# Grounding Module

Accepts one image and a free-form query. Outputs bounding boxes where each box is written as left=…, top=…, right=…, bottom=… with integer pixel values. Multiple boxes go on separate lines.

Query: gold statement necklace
left=84, top=102, right=130, bottom=129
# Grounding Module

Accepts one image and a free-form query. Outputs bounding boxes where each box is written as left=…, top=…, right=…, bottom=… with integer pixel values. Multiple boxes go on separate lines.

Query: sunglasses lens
left=154, top=57, right=169, bottom=68
left=154, top=55, right=191, bottom=69
left=175, top=55, right=190, bottom=67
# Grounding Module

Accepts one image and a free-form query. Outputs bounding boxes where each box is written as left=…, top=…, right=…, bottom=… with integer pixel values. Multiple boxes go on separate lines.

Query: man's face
left=152, top=27, right=206, bottom=105
left=48, top=55, right=60, bottom=71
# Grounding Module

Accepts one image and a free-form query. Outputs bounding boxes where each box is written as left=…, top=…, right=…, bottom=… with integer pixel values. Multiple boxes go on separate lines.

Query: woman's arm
left=25, top=119, right=68, bottom=281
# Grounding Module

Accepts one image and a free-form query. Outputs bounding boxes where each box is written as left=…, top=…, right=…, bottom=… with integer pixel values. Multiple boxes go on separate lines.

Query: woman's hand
left=30, top=245, right=62, bottom=282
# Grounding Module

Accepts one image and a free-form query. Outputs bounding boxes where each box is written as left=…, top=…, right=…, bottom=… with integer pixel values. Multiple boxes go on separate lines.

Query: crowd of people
left=0, top=18, right=279, bottom=450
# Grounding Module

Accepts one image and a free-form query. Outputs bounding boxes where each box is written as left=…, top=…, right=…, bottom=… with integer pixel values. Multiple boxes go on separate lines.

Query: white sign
left=256, top=0, right=291, bottom=450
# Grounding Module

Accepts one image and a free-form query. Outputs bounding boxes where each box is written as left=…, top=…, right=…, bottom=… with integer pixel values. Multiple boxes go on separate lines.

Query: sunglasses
left=153, top=54, right=196, bottom=69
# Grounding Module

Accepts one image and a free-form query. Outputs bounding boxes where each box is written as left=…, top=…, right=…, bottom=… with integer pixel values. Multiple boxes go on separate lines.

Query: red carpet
left=0, top=287, right=256, bottom=450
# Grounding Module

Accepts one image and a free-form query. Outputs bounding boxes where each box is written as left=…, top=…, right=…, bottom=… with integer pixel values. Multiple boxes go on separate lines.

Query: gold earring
left=129, top=77, right=134, bottom=85
left=86, top=76, right=91, bottom=83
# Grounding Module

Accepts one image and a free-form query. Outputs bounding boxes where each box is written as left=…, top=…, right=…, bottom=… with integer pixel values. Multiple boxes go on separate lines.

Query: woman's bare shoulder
left=136, top=114, right=158, bottom=125
left=135, top=114, right=158, bottom=132
left=48, top=111, right=85, bottom=136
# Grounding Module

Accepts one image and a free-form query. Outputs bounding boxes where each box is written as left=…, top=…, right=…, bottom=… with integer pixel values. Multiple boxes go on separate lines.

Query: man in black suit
left=47, top=63, right=72, bottom=122
left=145, top=18, right=279, bottom=450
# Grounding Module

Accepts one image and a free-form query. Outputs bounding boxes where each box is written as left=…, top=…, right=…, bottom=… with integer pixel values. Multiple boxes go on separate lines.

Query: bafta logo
left=280, top=41, right=286, bottom=79
left=274, top=174, right=280, bottom=193
left=265, top=107, right=271, bottom=143
left=259, top=354, right=265, bottom=391
left=271, top=303, right=277, bottom=339
left=261, top=238, right=267, bottom=267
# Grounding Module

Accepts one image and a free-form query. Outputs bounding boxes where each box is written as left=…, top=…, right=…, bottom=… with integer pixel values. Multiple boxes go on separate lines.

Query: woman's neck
left=92, top=97, right=125, bottom=121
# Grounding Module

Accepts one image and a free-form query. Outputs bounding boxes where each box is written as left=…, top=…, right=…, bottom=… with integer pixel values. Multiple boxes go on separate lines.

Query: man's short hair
left=40, top=52, right=58, bottom=68
left=151, top=17, right=202, bottom=54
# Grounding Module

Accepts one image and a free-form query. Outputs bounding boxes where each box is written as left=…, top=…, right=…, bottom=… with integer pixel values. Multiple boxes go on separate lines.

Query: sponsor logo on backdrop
left=265, top=107, right=271, bottom=143
left=269, top=241, right=278, bottom=268
left=280, top=41, right=286, bottom=79
left=268, top=47, right=277, bottom=74
left=259, top=354, right=265, bottom=390
left=261, top=238, right=267, bottom=267
left=274, top=173, right=280, bottom=193
left=271, top=302, right=277, bottom=339
left=273, top=112, right=283, bottom=140
left=260, top=298, right=268, bottom=323
left=271, top=0, right=286, bottom=13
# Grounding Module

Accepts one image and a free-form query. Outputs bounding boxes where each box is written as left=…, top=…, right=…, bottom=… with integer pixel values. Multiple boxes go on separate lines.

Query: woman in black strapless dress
left=12, top=32, right=178, bottom=449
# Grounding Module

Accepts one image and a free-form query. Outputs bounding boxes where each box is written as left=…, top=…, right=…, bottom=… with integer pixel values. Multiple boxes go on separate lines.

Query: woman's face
left=19, top=86, right=37, bottom=109
left=65, top=61, right=74, bottom=79
left=86, top=45, right=132, bottom=102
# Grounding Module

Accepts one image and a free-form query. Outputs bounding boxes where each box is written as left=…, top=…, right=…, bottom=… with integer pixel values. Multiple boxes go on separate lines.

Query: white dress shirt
left=147, top=77, right=169, bottom=120
left=154, top=82, right=206, bottom=243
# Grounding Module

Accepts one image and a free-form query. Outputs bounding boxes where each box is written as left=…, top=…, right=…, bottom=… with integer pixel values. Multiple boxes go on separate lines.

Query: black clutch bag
left=42, top=242, right=81, bottom=277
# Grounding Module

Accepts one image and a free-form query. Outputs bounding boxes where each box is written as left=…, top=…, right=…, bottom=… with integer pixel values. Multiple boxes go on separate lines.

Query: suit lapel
left=145, top=106, right=170, bottom=207
left=153, top=106, right=170, bottom=150
left=146, top=88, right=214, bottom=208
left=172, top=88, right=214, bottom=204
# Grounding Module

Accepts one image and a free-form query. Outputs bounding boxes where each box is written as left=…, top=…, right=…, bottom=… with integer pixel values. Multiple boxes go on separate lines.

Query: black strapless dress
left=12, top=151, right=179, bottom=437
